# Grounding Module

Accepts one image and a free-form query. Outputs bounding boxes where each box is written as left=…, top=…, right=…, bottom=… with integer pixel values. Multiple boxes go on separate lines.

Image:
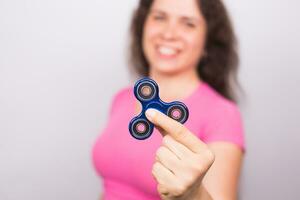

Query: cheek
left=184, top=33, right=206, bottom=60
left=143, top=22, right=159, bottom=54
left=144, top=20, right=161, bottom=42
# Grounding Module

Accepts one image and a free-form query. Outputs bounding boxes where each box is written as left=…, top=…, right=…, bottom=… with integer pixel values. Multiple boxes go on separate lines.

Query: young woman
left=92, top=0, right=245, bottom=199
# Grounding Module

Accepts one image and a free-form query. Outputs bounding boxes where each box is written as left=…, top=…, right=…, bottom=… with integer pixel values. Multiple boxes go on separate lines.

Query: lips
left=156, top=45, right=180, bottom=59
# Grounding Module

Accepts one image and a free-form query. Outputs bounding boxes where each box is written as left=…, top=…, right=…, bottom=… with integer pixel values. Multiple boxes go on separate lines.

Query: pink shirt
left=92, top=82, right=245, bottom=200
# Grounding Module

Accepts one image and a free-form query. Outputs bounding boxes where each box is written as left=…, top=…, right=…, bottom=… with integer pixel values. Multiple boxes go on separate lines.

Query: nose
left=161, top=21, right=179, bottom=41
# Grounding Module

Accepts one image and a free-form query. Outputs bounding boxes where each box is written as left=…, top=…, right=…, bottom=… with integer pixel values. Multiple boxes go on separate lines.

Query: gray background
left=0, top=0, right=299, bottom=199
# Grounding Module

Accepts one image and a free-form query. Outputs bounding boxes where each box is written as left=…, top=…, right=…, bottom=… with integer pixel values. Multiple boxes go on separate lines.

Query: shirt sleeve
left=201, top=100, right=246, bottom=151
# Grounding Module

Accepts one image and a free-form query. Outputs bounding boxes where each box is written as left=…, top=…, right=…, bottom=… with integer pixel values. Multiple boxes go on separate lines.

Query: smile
left=157, top=46, right=180, bottom=58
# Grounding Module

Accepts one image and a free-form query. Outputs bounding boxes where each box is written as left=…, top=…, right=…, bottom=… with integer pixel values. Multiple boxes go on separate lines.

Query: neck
left=149, top=68, right=201, bottom=102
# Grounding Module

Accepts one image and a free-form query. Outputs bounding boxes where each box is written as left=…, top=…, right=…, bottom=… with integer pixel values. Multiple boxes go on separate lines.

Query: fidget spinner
left=129, top=77, right=189, bottom=140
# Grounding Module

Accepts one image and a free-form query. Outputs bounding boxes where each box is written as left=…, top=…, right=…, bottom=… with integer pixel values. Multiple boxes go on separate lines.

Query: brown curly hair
left=129, top=0, right=240, bottom=102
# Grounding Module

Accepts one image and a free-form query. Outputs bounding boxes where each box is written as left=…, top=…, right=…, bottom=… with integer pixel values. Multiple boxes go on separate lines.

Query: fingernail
left=145, top=108, right=156, bottom=121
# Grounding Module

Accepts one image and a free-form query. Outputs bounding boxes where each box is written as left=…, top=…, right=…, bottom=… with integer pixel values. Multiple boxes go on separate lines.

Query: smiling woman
left=142, top=0, right=207, bottom=77
left=92, top=0, right=244, bottom=199
left=130, top=0, right=238, bottom=102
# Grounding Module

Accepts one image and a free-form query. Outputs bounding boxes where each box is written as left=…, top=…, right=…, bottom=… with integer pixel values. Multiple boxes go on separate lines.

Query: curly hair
left=129, top=0, right=240, bottom=102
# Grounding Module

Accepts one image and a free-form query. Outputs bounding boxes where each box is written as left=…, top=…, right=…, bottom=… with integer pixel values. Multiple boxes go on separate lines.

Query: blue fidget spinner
left=129, top=77, right=189, bottom=140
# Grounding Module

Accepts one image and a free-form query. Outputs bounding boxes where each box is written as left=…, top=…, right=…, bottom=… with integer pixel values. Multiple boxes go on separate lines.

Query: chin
left=151, top=64, right=184, bottom=75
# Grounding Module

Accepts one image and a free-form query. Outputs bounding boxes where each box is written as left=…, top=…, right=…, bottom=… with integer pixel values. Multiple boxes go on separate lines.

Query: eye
left=152, top=14, right=165, bottom=21
left=185, top=21, right=196, bottom=28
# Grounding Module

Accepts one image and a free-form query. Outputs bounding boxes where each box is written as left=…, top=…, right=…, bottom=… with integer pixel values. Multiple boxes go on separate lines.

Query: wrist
left=191, top=184, right=212, bottom=200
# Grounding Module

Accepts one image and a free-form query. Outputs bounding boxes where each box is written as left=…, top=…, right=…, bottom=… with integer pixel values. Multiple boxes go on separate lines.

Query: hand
left=145, top=108, right=215, bottom=200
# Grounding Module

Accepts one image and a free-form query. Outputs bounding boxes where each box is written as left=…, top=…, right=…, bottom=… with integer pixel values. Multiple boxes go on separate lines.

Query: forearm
left=192, top=184, right=213, bottom=200
left=181, top=184, right=213, bottom=200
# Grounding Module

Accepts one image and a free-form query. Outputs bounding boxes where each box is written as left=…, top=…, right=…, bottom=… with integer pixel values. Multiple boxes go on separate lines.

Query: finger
left=146, top=108, right=206, bottom=153
left=162, top=135, right=193, bottom=160
left=156, top=146, right=181, bottom=175
left=157, top=184, right=169, bottom=196
left=152, top=162, right=176, bottom=186
left=156, top=126, right=168, bottom=137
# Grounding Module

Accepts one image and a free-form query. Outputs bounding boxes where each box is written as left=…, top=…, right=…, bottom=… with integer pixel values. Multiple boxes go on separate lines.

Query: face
left=142, top=0, right=207, bottom=75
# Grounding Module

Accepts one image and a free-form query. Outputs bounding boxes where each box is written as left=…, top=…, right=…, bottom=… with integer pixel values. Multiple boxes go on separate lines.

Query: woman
left=92, top=0, right=245, bottom=199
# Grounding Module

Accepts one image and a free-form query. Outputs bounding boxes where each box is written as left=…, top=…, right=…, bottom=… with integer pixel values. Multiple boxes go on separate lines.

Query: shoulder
left=111, top=86, right=132, bottom=102
left=108, top=85, right=132, bottom=115
left=199, top=82, right=241, bottom=117
left=199, top=83, right=245, bottom=150
left=110, top=85, right=133, bottom=107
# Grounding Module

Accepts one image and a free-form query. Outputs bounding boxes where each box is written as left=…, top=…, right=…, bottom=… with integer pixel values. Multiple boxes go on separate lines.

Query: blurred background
left=0, top=0, right=299, bottom=199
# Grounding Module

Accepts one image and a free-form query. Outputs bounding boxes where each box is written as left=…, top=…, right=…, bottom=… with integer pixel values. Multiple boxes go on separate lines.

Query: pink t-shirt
left=92, top=82, right=245, bottom=200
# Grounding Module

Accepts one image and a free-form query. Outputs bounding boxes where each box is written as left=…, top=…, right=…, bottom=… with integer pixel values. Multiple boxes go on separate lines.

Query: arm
left=202, top=142, right=244, bottom=200
left=146, top=109, right=244, bottom=200
left=194, top=184, right=213, bottom=200
left=189, top=142, right=243, bottom=200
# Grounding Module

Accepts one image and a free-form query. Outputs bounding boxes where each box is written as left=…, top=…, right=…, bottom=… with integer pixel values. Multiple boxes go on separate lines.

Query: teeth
left=158, top=46, right=177, bottom=56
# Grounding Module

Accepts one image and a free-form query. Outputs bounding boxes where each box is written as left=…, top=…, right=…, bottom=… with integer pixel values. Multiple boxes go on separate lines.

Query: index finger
left=145, top=108, right=206, bottom=153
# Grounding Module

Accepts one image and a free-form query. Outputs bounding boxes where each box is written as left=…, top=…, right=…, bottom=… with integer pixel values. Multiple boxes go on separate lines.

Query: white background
left=0, top=0, right=299, bottom=199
